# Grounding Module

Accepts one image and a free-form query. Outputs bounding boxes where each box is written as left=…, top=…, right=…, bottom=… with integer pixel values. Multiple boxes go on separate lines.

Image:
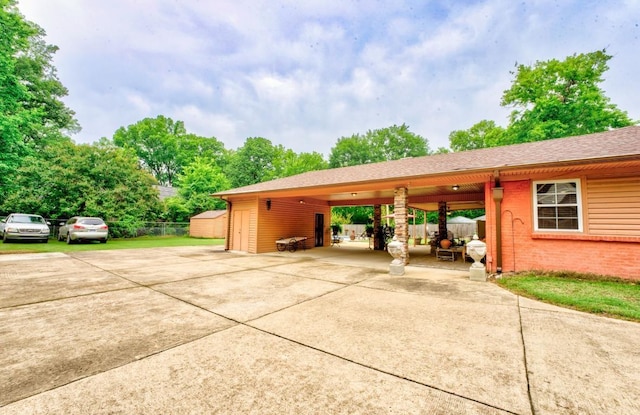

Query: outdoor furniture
left=331, top=233, right=341, bottom=247
left=436, top=246, right=466, bottom=262
left=276, top=236, right=308, bottom=252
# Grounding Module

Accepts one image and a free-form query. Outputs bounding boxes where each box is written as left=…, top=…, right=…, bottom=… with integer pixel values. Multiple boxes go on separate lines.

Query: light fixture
left=299, top=199, right=305, bottom=204
left=351, top=192, right=357, bottom=196
left=266, top=199, right=271, bottom=210
left=452, top=185, right=460, bottom=191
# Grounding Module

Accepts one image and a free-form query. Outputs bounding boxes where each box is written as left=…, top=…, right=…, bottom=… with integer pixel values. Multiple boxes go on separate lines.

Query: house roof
left=190, top=210, right=227, bottom=220
left=154, top=185, right=178, bottom=200
left=214, top=126, right=640, bottom=198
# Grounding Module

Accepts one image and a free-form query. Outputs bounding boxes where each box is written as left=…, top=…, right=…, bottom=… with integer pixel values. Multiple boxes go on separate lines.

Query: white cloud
left=17, top=0, right=640, bottom=155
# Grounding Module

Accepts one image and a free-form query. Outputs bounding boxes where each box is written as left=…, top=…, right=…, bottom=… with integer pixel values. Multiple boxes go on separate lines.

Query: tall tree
left=501, top=49, right=635, bottom=144
left=1, top=0, right=78, bottom=198
left=177, top=133, right=229, bottom=171
left=113, top=116, right=184, bottom=186
left=329, top=124, right=430, bottom=168
left=1, top=141, right=161, bottom=223
left=328, top=134, right=372, bottom=168
left=112, top=116, right=228, bottom=186
left=269, top=146, right=328, bottom=180
left=448, top=120, right=505, bottom=151
left=162, top=158, right=231, bottom=222
left=225, top=137, right=277, bottom=188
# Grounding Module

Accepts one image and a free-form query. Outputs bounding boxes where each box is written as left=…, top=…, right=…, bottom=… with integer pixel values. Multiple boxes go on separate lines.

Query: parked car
left=58, top=217, right=108, bottom=244
left=0, top=213, right=51, bottom=243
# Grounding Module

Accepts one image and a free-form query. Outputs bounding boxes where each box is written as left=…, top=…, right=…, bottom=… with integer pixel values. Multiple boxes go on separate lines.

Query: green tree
left=170, top=158, right=230, bottom=220
left=269, top=147, right=328, bottom=180
left=113, top=116, right=185, bottom=186
left=448, top=120, right=505, bottom=151
left=177, top=133, right=229, bottom=172
left=329, top=124, right=430, bottom=168
left=1, top=141, right=162, bottom=226
left=501, top=49, right=635, bottom=144
left=113, top=116, right=228, bottom=186
left=332, top=206, right=373, bottom=224
left=328, top=134, right=372, bottom=167
left=14, top=29, right=79, bottom=147
left=225, top=137, right=277, bottom=188
left=1, top=0, right=78, bottom=199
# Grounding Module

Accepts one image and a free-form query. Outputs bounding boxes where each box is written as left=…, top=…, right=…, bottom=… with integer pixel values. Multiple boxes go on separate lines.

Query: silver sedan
left=0, top=213, right=51, bottom=243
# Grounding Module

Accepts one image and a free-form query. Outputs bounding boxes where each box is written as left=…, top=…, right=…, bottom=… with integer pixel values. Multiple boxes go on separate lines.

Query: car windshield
left=11, top=214, right=45, bottom=224
left=79, top=218, right=104, bottom=225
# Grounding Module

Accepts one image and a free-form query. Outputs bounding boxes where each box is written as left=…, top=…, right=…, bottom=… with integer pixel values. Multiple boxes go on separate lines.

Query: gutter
left=224, top=199, right=232, bottom=252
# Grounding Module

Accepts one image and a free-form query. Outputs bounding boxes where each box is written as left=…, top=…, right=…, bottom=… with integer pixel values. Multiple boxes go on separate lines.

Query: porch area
left=270, top=240, right=472, bottom=272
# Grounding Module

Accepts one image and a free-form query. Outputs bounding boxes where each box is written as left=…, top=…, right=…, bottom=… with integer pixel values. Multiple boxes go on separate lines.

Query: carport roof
left=213, top=126, right=640, bottom=197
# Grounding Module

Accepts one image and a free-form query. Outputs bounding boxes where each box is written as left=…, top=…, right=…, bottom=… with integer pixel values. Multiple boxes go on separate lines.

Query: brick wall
left=494, top=180, right=640, bottom=280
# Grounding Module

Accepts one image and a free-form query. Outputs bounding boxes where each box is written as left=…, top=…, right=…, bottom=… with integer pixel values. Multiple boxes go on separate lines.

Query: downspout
left=224, top=199, right=232, bottom=251
left=492, top=173, right=504, bottom=274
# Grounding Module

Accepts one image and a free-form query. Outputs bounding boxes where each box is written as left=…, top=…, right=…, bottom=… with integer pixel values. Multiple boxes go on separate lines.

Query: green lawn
left=0, top=236, right=225, bottom=254
left=497, top=272, right=640, bottom=322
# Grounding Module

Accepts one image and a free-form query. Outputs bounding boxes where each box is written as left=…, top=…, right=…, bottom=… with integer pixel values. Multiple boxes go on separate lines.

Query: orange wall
left=488, top=179, right=640, bottom=280
left=227, top=197, right=331, bottom=254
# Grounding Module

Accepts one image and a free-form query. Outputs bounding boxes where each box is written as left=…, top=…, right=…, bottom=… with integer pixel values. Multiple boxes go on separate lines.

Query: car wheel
left=43, top=238, right=49, bottom=243
left=66, top=233, right=74, bottom=245
left=100, top=239, right=107, bottom=244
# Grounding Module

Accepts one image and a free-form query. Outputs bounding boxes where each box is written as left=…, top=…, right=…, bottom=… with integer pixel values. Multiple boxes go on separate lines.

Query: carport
left=213, top=154, right=490, bottom=267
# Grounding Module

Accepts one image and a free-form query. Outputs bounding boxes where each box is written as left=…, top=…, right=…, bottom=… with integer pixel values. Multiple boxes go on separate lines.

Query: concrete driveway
left=1, top=246, right=638, bottom=414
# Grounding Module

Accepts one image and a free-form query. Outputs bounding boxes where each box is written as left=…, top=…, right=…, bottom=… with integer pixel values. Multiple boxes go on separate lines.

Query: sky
left=17, top=0, right=640, bottom=157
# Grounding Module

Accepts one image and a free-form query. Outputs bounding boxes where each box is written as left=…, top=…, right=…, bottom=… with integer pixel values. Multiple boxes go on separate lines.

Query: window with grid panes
left=533, top=180, right=582, bottom=231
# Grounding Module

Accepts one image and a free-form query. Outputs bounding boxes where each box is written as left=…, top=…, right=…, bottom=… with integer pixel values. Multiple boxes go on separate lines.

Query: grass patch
left=0, top=236, right=224, bottom=254
left=497, top=271, right=640, bottom=322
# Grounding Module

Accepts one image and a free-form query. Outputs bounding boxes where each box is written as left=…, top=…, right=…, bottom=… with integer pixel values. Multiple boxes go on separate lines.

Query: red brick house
left=214, top=127, right=640, bottom=280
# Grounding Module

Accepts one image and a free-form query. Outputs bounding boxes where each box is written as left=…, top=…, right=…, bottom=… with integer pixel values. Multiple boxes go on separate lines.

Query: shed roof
left=214, top=126, right=640, bottom=197
left=190, top=210, right=227, bottom=220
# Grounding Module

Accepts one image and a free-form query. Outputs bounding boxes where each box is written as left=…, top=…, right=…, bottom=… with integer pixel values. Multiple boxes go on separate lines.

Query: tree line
left=1, top=1, right=636, bottom=232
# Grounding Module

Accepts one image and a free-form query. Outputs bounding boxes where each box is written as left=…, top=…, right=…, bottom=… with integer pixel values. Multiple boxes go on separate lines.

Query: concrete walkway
left=1, top=246, right=638, bottom=414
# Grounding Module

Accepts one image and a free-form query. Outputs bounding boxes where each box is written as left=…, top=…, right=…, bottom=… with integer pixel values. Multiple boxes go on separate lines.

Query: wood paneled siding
left=255, top=198, right=331, bottom=253
left=586, top=176, right=640, bottom=237
left=229, top=198, right=258, bottom=253
left=190, top=216, right=226, bottom=238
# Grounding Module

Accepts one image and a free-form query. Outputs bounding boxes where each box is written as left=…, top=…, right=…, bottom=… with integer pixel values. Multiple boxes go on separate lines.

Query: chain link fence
left=44, top=219, right=190, bottom=239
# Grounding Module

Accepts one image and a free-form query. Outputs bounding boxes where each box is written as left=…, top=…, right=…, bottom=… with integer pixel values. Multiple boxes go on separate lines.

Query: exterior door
left=314, top=213, right=324, bottom=247
left=232, top=210, right=250, bottom=251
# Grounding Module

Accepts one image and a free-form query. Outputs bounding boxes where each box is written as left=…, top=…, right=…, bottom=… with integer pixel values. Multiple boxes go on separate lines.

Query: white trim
left=532, top=179, right=583, bottom=232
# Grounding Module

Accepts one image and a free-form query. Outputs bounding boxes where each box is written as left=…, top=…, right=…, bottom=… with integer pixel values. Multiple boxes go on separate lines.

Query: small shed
left=189, top=210, right=227, bottom=238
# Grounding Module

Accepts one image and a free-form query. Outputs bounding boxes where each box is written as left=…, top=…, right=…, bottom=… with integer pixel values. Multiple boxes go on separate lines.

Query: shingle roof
left=190, top=210, right=226, bottom=219
left=154, top=185, right=179, bottom=200
left=214, top=126, right=640, bottom=197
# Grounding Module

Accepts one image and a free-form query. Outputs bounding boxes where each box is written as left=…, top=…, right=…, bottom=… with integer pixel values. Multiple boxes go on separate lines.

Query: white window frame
left=532, top=179, right=583, bottom=232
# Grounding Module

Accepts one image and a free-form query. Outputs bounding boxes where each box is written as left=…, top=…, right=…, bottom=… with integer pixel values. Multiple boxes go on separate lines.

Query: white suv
left=58, top=217, right=109, bottom=244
